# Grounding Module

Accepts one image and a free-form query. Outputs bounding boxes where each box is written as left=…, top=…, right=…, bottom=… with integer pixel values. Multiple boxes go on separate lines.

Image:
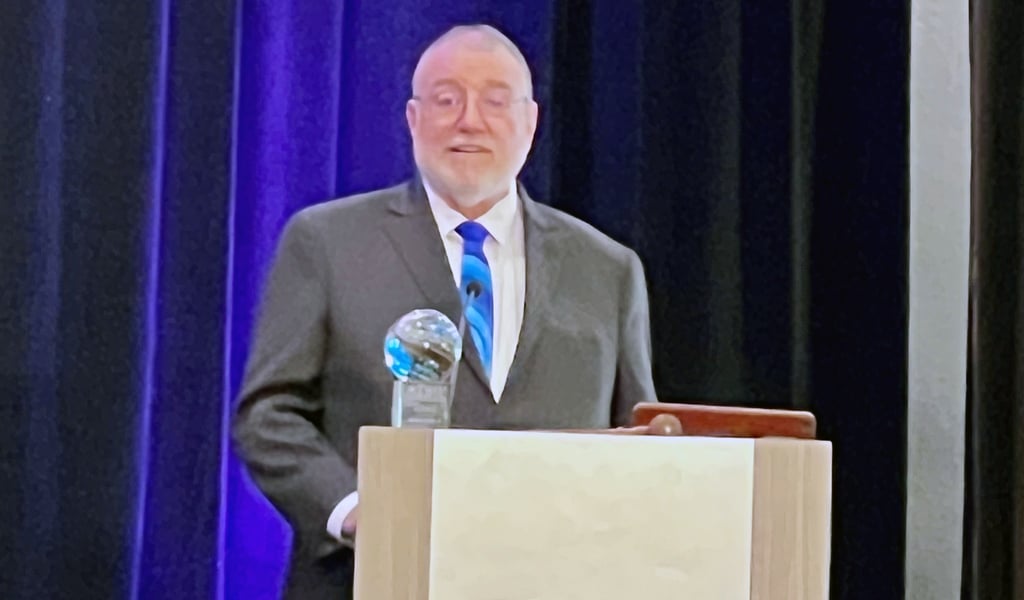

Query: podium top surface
left=358, top=424, right=825, bottom=443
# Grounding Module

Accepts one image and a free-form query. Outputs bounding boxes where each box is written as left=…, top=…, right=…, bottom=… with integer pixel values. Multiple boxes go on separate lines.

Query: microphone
left=449, top=279, right=484, bottom=411
left=457, top=280, right=484, bottom=341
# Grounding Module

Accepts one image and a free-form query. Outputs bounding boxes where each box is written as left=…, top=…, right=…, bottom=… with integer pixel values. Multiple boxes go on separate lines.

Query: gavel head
left=646, top=413, right=684, bottom=436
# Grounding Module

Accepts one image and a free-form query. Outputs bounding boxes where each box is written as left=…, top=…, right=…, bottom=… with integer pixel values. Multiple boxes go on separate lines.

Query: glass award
left=383, top=309, right=463, bottom=428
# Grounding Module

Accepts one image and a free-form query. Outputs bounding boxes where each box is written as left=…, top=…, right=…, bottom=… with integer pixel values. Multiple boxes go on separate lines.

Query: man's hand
left=341, top=504, right=358, bottom=539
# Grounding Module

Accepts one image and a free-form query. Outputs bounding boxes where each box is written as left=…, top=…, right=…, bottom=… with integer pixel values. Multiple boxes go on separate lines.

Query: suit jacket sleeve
left=612, top=249, right=659, bottom=426
left=232, top=209, right=353, bottom=557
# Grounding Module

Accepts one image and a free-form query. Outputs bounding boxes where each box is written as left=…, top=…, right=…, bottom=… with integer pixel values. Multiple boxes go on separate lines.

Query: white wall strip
left=906, top=0, right=971, bottom=597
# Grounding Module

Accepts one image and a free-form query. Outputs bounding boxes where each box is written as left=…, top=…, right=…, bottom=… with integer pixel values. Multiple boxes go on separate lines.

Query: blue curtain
left=2, top=1, right=911, bottom=599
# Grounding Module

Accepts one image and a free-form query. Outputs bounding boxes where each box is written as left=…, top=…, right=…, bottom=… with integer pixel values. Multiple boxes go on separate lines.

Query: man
left=233, top=24, right=657, bottom=599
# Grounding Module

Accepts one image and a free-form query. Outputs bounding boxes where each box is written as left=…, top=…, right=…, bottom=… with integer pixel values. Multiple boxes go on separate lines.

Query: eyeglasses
left=411, top=88, right=530, bottom=120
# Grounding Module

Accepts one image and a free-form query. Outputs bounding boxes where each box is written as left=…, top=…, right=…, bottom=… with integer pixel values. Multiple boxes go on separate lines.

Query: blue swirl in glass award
left=384, top=309, right=463, bottom=428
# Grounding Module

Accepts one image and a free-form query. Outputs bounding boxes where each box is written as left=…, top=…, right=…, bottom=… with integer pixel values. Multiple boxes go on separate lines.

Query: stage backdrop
left=1, top=1, right=911, bottom=599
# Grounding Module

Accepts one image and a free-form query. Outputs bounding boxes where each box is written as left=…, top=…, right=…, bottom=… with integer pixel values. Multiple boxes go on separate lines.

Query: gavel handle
left=542, top=417, right=682, bottom=437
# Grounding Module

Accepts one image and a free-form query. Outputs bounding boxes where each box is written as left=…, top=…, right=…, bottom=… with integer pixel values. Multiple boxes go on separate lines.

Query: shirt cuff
left=326, top=491, right=359, bottom=541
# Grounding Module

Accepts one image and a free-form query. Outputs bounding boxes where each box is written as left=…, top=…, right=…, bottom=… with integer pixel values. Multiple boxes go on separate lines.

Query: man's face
left=406, top=35, right=538, bottom=210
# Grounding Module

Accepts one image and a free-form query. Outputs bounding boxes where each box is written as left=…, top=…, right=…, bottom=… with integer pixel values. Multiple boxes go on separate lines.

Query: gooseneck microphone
left=449, top=280, right=484, bottom=412
left=457, top=280, right=484, bottom=342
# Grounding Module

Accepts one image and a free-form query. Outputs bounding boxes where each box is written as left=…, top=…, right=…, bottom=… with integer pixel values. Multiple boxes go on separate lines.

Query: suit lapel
left=504, top=186, right=564, bottom=395
left=381, top=179, right=493, bottom=393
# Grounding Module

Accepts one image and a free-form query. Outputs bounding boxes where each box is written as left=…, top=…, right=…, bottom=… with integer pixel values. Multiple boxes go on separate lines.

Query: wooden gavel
left=559, top=403, right=817, bottom=440
left=588, top=413, right=684, bottom=436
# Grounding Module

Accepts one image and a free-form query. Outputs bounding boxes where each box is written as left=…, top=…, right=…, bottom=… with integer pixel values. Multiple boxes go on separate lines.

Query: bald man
left=233, top=24, right=657, bottom=599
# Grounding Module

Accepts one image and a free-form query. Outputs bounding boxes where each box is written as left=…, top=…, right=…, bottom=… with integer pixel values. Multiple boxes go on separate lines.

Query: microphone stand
left=448, top=281, right=482, bottom=416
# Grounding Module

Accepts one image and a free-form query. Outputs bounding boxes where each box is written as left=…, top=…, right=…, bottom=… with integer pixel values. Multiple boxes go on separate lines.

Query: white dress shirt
left=423, top=178, right=526, bottom=401
left=327, top=179, right=527, bottom=542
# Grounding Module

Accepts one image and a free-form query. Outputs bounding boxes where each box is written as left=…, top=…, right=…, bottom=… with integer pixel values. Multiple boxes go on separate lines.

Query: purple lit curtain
left=1, top=1, right=557, bottom=597
left=2, top=1, right=915, bottom=599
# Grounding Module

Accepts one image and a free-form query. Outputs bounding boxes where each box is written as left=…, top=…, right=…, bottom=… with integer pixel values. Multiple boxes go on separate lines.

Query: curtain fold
left=1, top=0, right=240, bottom=597
left=965, top=0, right=1024, bottom=597
left=135, top=1, right=238, bottom=597
left=223, top=2, right=347, bottom=595
left=2, top=1, right=177, bottom=597
left=806, top=3, right=910, bottom=597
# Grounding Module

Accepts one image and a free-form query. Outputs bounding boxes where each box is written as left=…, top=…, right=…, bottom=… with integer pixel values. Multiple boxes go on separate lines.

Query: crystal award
left=383, top=309, right=463, bottom=428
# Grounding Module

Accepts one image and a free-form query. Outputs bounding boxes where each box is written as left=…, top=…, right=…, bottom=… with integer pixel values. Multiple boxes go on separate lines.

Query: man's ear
left=406, top=99, right=421, bottom=132
left=527, top=99, right=540, bottom=140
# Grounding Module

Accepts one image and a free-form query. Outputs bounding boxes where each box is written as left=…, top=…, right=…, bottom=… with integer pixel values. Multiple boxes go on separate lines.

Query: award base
left=391, top=381, right=451, bottom=429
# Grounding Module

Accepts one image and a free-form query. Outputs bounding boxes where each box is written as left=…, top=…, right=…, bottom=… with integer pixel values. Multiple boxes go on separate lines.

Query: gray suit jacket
left=232, top=178, right=657, bottom=597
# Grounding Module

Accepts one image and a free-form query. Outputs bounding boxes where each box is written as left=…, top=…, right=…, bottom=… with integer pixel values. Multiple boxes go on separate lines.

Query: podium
left=353, top=408, right=831, bottom=600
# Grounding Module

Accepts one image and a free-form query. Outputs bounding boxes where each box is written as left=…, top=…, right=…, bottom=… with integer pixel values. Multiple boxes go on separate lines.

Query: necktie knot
left=456, top=221, right=490, bottom=248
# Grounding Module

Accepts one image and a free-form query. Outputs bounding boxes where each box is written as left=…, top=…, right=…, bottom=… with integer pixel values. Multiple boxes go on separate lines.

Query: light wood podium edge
left=750, top=438, right=833, bottom=600
left=353, top=426, right=434, bottom=600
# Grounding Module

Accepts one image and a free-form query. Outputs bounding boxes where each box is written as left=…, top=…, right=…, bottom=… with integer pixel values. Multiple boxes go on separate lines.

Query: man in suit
left=232, top=24, right=657, bottom=599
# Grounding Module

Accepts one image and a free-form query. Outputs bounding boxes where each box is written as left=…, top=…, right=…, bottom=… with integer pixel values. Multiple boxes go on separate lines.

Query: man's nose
left=456, top=97, right=486, bottom=131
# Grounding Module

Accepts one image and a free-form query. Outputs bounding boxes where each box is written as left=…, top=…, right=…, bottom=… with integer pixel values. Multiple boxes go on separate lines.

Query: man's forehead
left=413, top=34, right=529, bottom=89
left=426, top=78, right=514, bottom=91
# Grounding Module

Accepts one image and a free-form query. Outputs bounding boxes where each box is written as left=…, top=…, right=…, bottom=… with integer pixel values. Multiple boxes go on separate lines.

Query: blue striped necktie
left=455, top=221, right=494, bottom=377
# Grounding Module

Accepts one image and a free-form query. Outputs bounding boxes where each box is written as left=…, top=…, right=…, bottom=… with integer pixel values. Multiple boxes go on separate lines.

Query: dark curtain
left=552, top=3, right=909, bottom=596
left=1, top=0, right=237, bottom=598
left=1, top=1, right=909, bottom=599
left=965, top=0, right=1024, bottom=597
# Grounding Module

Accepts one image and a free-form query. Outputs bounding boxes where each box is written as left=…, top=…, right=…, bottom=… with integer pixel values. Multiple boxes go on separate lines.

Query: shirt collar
left=422, top=177, right=519, bottom=245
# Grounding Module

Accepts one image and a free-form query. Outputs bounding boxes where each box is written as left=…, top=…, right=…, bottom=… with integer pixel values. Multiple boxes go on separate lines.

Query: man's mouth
left=449, top=145, right=490, bottom=153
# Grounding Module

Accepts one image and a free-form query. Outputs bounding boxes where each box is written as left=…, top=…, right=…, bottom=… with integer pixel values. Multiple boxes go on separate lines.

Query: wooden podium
left=353, top=405, right=831, bottom=599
